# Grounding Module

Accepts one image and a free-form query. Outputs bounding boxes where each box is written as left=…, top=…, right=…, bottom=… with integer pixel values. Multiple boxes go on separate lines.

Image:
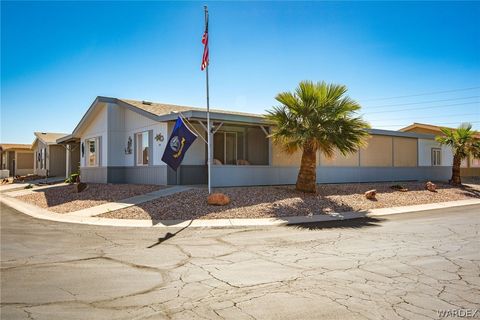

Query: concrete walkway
left=0, top=176, right=65, bottom=192
left=4, top=182, right=69, bottom=197
left=67, top=185, right=192, bottom=217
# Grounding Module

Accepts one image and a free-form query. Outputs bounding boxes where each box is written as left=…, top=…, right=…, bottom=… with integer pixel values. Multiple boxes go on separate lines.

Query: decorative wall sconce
left=155, top=133, right=164, bottom=145
left=124, top=136, right=132, bottom=154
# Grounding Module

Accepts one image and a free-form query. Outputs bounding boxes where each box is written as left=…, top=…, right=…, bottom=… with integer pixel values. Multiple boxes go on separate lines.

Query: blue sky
left=1, top=1, right=479, bottom=143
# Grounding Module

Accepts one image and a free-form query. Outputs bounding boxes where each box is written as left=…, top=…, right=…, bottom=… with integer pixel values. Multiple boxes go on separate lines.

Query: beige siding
left=360, top=135, right=393, bottom=167
left=49, top=145, right=66, bottom=177
left=320, top=149, right=359, bottom=167
left=461, top=167, right=480, bottom=177
left=271, top=143, right=303, bottom=166
left=393, top=137, right=417, bottom=167
left=16, top=152, right=34, bottom=169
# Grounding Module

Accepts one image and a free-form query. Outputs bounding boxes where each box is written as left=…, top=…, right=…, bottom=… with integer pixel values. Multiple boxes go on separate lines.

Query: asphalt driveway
left=1, top=203, right=479, bottom=319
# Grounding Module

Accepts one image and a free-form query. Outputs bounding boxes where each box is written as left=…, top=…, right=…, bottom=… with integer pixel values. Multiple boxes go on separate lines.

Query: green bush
left=65, top=173, right=80, bottom=184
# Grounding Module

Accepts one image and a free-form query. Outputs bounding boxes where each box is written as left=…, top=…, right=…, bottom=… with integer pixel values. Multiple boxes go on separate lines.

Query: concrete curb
left=1, top=193, right=479, bottom=228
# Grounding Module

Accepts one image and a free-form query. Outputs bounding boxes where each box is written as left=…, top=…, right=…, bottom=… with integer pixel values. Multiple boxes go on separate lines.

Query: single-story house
left=0, top=144, right=34, bottom=177
left=32, top=132, right=80, bottom=178
left=400, top=122, right=480, bottom=177
left=58, top=96, right=455, bottom=187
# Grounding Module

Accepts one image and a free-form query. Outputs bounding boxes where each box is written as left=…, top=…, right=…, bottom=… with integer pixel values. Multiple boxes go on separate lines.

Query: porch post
left=65, top=145, right=71, bottom=178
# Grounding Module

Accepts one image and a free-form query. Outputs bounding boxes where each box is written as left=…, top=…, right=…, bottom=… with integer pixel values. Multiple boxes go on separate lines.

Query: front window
left=86, top=138, right=98, bottom=167
left=136, top=131, right=149, bottom=165
left=40, top=148, right=46, bottom=169
left=431, top=148, right=441, bottom=166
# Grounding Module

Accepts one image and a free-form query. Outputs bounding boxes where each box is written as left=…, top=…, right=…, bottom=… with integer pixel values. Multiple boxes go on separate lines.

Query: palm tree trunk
left=450, top=153, right=462, bottom=185
left=296, top=143, right=317, bottom=193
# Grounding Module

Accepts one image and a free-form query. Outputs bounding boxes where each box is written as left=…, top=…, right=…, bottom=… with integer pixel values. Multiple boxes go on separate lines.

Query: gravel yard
left=16, top=184, right=163, bottom=213
left=100, top=181, right=480, bottom=220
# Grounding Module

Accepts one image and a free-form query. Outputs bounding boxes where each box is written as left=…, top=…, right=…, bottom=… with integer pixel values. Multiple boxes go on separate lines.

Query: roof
left=0, top=143, right=32, bottom=151
left=61, top=96, right=447, bottom=143
left=118, top=98, right=264, bottom=119
left=34, top=132, right=69, bottom=145
left=399, top=122, right=480, bottom=138
left=60, top=96, right=269, bottom=143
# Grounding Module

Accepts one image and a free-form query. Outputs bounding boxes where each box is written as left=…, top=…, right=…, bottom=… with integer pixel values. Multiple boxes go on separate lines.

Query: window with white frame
left=86, top=138, right=99, bottom=167
left=136, top=131, right=149, bottom=165
left=431, top=148, right=441, bottom=166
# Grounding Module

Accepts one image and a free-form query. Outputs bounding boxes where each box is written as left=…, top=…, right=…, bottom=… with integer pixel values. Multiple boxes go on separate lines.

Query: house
left=0, top=144, right=34, bottom=177
left=32, top=132, right=80, bottom=178
left=58, top=96, right=455, bottom=187
left=400, top=122, right=480, bottom=177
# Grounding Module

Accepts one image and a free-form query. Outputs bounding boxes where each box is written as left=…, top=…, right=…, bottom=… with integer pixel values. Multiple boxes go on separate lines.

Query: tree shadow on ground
left=458, top=184, right=480, bottom=198
left=286, top=216, right=385, bottom=230
left=147, top=220, right=193, bottom=248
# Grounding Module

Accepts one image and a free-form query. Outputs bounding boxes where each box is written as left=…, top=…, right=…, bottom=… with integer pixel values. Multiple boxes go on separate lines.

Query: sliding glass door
left=213, top=131, right=240, bottom=165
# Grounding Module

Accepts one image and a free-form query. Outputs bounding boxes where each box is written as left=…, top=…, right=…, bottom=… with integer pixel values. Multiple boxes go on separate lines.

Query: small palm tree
left=266, top=81, right=370, bottom=193
left=435, top=123, right=480, bottom=185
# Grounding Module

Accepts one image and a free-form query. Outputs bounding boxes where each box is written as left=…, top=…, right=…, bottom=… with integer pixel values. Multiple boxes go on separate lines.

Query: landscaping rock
left=364, top=189, right=377, bottom=200
left=76, top=182, right=88, bottom=193
left=425, top=181, right=437, bottom=192
left=207, top=193, right=231, bottom=206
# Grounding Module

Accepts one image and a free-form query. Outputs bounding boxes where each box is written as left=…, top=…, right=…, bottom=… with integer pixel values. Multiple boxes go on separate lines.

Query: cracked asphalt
left=1, top=203, right=479, bottom=320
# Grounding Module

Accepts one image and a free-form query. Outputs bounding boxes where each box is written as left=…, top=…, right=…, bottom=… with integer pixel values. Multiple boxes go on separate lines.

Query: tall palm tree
left=266, top=81, right=370, bottom=193
left=435, top=123, right=480, bottom=185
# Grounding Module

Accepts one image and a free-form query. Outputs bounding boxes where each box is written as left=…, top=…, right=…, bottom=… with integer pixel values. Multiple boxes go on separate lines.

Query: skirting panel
left=80, top=167, right=108, bottom=183
left=211, top=165, right=453, bottom=187
left=107, top=166, right=167, bottom=185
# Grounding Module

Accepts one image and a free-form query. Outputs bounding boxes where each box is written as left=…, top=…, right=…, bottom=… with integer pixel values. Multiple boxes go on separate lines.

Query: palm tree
left=435, top=123, right=480, bottom=185
left=266, top=81, right=370, bottom=193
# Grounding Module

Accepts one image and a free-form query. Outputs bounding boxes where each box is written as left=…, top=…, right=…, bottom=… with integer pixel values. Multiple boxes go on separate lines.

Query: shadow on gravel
left=287, top=217, right=385, bottom=230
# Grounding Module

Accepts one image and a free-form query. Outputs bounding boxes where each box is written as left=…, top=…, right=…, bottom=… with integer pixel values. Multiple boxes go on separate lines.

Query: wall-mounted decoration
left=155, top=133, right=164, bottom=144
left=81, top=142, right=85, bottom=158
left=124, top=136, right=132, bottom=154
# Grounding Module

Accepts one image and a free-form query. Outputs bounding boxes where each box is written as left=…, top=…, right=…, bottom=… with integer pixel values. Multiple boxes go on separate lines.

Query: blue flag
left=162, top=117, right=197, bottom=171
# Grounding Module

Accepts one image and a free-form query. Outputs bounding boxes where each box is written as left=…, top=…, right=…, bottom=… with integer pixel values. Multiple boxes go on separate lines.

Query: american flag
left=201, top=19, right=209, bottom=71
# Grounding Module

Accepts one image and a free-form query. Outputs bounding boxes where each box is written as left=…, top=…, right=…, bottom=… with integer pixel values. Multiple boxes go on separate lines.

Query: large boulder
left=425, top=181, right=437, bottom=192
left=207, top=193, right=230, bottom=206
left=364, top=189, right=377, bottom=200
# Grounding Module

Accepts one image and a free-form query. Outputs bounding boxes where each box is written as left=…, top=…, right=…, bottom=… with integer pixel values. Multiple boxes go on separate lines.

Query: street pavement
left=1, top=203, right=479, bottom=319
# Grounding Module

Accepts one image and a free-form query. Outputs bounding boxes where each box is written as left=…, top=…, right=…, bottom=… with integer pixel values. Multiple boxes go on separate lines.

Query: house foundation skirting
left=80, top=166, right=168, bottom=185
left=211, top=165, right=453, bottom=187
left=460, top=167, right=480, bottom=177
left=80, top=167, right=108, bottom=184
left=108, top=166, right=168, bottom=185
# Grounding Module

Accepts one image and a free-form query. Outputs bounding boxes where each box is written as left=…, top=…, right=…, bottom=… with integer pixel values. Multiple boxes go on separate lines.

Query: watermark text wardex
left=438, top=309, right=480, bottom=318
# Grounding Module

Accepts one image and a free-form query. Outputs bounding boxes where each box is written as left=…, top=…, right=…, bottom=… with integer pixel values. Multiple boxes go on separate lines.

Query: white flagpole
left=204, top=6, right=211, bottom=194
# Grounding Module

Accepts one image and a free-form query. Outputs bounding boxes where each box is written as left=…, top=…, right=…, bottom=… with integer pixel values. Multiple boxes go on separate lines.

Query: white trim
left=85, top=137, right=99, bottom=167
left=135, top=131, right=150, bottom=166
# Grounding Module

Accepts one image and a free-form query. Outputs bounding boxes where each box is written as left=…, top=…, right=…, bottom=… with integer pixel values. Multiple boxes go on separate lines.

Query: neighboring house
left=400, top=122, right=480, bottom=177
left=58, top=96, right=454, bottom=187
left=0, top=144, right=34, bottom=177
left=32, top=132, right=80, bottom=178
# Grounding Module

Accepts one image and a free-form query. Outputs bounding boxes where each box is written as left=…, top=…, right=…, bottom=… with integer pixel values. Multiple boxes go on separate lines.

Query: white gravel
left=16, top=183, right=163, bottom=213
left=100, top=181, right=480, bottom=220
